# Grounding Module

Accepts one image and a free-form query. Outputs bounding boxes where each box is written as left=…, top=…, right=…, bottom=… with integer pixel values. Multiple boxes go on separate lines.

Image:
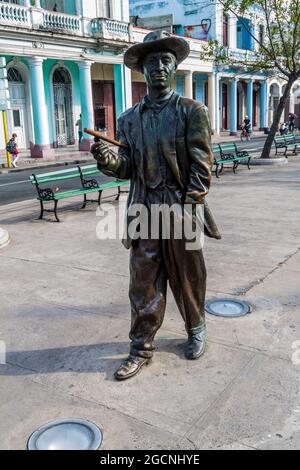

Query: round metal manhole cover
left=27, top=419, right=103, bottom=451
left=205, top=299, right=252, bottom=318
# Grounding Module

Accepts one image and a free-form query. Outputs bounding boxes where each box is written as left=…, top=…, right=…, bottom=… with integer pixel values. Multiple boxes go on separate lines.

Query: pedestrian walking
left=6, top=133, right=19, bottom=168
left=76, top=114, right=83, bottom=143
left=288, top=113, right=297, bottom=133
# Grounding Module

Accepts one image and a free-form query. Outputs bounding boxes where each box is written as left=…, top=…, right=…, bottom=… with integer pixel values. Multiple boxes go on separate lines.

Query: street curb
left=0, top=159, right=94, bottom=175
left=0, top=228, right=10, bottom=249
left=248, top=157, right=289, bottom=166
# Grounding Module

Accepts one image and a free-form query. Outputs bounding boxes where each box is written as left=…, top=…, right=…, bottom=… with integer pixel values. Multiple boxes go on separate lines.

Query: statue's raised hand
left=91, top=139, right=110, bottom=168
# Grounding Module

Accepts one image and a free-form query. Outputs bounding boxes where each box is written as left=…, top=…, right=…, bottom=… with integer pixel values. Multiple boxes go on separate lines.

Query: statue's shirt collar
left=141, top=91, right=174, bottom=114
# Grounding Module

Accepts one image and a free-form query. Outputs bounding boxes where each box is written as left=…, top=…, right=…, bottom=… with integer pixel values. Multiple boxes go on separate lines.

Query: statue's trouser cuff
left=130, top=346, right=154, bottom=359
left=187, top=320, right=206, bottom=336
left=128, top=186, right=207, bottom=359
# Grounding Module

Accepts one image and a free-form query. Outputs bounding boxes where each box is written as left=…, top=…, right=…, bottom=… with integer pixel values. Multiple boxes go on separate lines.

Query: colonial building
left=0, top=0, right=218, bottom=158
left=2, top=0, right=298, bottom=158
left=0, top=0, right=134, bottom=157
left=130, top=0, right=300, bottom=134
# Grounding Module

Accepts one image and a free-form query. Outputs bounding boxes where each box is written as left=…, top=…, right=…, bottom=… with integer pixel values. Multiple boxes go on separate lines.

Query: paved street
left=0, top=161, right=108, bottom=206
left=0, top=136, right=269, bottom=206
left=0, top=157, right=299, bottom=450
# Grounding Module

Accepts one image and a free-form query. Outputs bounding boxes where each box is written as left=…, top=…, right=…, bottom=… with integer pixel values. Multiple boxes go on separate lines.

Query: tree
left=201, top=0, right=300, bottom=159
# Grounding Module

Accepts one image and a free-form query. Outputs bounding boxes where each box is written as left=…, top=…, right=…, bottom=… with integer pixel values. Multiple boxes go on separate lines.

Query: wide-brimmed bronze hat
left=124, top=30, right=190, bottom=73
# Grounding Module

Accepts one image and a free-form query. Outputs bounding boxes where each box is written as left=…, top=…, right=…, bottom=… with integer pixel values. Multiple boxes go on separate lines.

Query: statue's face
left=142, top=50, right=177, bottom=91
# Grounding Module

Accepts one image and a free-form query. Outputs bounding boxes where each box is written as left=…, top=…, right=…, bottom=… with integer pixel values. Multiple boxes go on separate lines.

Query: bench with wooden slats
left=274, top=134, right=298, bottom=157
left=30, top=164, right=129, bottom=222
left=213, top=143, right=251, bottom=178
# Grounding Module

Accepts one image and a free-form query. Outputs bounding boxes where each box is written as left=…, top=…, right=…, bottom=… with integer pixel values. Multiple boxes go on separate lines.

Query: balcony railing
left=0, top=1, right=82, bottom=34
left=0, top=2, right=29, bottom=26
left=226, top=48, right=257, bottom=62
left=42, top=11, right=81, bottom=33
left=91, top=18, right=131, bottom=43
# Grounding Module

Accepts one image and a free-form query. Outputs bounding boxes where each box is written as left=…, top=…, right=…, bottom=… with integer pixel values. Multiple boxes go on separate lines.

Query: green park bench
left=213, top=143, right=251, bottom=178
left=275, top=134, right=298, bottom=157
left=30, top=164, right=129, bottom=222
left=284, top=134, right=298, bottom=156
left=213, top=144, right=234, bottom=178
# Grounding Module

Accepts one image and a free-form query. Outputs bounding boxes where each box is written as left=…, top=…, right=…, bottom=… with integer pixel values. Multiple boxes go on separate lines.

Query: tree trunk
left=261, top=77, right=296, bottom=159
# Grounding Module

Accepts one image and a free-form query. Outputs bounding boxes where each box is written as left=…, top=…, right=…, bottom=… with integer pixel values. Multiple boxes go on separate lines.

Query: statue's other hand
left=91, top=140, right=110, bottom=167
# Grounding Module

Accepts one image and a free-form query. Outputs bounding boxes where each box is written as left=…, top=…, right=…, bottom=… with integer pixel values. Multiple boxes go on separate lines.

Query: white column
left=253, top=16, right=259, bottom=52
left=267, top=83, right=271, bottom=127
left=23, top=0, right=31, bottom=7
left=215, top=73, right=221, bottom=134
left=121, top=0, right=130, bottom=22
left=184, top=71, right=193, bottom=99
left=247, top=79, right=253, bottom=124
left=208, top=73, right=216, bottom=133
left=228, top=15, right=237, bottom=49
left=75, top=0, right=82, bottom=16
left=114, top=64, right=132, bottom=120
left=78, top=61, right=94, bottom=150
left=111, top=0, right=129, bottom=21
left=35, top=0, right=41, bottom=8
left=28, top=57, right=54, bottom=158
left=279, top=83, right=284, bottom=97
left=230, top=78, right=238, bottom=135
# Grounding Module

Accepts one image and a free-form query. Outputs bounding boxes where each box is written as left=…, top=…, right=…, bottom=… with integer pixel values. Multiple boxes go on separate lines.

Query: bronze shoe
left=114, top=355, right=151, bottom=381
left=185, top=330, right=206, bottom=360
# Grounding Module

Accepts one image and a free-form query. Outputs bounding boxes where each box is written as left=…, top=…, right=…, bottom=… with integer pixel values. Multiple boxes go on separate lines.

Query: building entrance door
left=11, top=107, right=26, bottom=148
left=7, top=68, right=28, bottom=149
left=92, top=80, right=116, bottom=140
left=53, top=68, right=74, bottom=147
left=221, top=83, right=228, bottom=130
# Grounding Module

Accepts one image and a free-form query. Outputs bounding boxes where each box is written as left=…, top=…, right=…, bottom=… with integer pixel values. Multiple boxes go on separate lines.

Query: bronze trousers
left=129, top=185, right=207, bottom=358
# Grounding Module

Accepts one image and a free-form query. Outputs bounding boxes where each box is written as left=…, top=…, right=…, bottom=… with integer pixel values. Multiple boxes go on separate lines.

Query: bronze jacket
left=99, top=92, right=221, bottom=249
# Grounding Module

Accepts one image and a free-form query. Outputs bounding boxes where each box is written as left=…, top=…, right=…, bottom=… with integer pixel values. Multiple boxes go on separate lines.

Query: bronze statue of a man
left=92, top=31, right=221, bottom=381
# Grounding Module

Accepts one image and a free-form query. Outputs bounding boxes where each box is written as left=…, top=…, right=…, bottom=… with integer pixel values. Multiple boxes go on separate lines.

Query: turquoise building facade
left=0, top=0, right=133, bottom=156
left=2, top=0, right=297, bottom=157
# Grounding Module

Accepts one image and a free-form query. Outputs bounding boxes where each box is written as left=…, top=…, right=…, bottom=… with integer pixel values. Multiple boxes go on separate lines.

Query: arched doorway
left=7, top=66, right=29, bottom=149
left=53, top=67, right=74, bottom=147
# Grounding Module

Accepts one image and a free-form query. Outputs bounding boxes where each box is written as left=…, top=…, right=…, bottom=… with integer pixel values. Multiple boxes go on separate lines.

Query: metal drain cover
left=27, top=418, right=102, bottom=451
left=205, top=299, right=252, bottom=318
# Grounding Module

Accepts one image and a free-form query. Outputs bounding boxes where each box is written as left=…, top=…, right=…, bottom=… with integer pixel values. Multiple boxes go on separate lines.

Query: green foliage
left=204, top=0, right=300, bottom=80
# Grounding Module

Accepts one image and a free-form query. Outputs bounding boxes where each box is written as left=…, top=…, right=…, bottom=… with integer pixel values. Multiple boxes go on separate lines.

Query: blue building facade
left=130, top=0, right=270, bottom=134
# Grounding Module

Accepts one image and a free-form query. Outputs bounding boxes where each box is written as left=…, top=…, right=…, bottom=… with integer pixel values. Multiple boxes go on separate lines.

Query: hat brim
left=124, top=36, right=190, bottom=72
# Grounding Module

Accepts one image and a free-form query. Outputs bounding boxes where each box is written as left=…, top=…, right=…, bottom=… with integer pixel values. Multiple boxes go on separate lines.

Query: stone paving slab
left=0, top=365, right=195, bottom=451
left=187, top=354, right=300, bottom=450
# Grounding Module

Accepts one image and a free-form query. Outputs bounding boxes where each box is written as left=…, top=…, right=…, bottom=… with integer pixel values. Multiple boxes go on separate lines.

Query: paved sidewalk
left=0, top=159, right=300, bottom=450
left=212, top=130, right=266, bottom=143
left=0, top=146, right=94, bottom=173
left=0, top=134, right=267, bottom=173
